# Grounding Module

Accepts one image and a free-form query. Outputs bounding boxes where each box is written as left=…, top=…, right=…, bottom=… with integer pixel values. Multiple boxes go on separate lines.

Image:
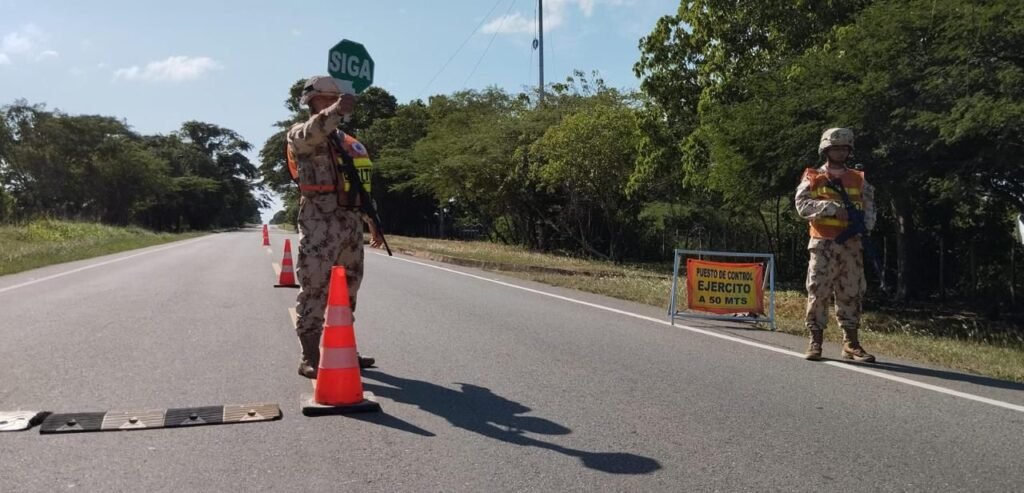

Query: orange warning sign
left=686, top=259, right=764, bottom=314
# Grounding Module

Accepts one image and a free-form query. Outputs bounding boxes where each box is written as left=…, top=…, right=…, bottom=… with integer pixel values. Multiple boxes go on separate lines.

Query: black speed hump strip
left=38, top=403, right=281, bottom=434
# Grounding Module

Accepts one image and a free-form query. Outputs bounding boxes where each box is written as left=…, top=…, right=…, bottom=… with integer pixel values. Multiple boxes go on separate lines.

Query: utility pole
left=538, top=0, right=544, bottom=103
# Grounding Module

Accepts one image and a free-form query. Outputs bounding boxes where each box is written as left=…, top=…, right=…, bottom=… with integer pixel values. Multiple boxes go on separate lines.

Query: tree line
left=260, top=0, right=1023, bottom=313
left=1, top=0, right=1019, bottom=314
left=0, top=101, right=263, bottom=230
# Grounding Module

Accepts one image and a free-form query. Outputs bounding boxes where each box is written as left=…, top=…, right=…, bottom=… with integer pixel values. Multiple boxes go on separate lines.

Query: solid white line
left=376, top=252, right=1024, bottom=414
left=0, top=236, right=212, bottom=295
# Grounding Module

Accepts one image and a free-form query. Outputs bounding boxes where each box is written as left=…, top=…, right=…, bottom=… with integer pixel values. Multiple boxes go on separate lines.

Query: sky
left=0, top=0, right=679, bottom=222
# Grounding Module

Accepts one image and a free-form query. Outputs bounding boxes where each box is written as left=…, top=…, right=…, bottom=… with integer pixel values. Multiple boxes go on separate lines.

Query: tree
left=532, top=100, right=641, bottom=260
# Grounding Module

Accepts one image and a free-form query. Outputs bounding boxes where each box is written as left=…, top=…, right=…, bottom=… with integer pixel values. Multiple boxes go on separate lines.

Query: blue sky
left=1, top=0, right=678, bottom=220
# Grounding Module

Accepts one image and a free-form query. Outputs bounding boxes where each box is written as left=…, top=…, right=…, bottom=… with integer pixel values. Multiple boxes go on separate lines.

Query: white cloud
left=35, top=49, right=58, bottom=61
left=481, top=0, right=628, bottom=35
left=1, top=24, right=55, bottom=64
left=482, top=13, right=537, bottom=34
left=2, top=31, right=32, bottom=54
left=113, top=55, right=222, bottom=82
left=0, top=53, right=10, bottom=65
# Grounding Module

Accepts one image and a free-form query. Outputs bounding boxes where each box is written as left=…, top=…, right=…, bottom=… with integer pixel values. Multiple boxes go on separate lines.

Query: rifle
left=327, top=131, right=393, bottom=256
left=824, top=176, right=887, bottom=293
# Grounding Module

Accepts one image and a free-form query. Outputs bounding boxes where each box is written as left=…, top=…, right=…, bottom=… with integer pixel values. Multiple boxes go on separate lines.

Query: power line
left=417, top=0, right=507, bottom=99
left=464, top=0, right=519, bottom=88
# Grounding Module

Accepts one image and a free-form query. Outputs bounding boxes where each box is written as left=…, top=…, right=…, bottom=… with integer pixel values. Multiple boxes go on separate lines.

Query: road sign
left=328, top=39, right=373, bottom=94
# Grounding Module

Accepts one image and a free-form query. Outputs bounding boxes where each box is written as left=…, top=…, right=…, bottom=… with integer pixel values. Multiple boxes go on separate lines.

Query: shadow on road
left=845, top=361, right=1024, bottom=392
left=345, top=411, right=436, bottom=437
left=361, top=370, right=662, bottom=475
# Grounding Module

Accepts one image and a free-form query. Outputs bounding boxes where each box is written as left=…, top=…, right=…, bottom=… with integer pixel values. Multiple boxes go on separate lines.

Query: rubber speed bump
left=40, top=412, right=105, bottom=433
left=102, top=410, right=165, bottom=430
left=40, top=403, right=281, bottom=434
left=0, top=411, right=48, bottom=432
left=165, top=405, right=223, bottom=427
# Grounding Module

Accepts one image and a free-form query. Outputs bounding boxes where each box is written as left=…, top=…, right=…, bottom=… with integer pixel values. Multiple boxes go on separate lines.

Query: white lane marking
left=273, top=263, right=282, bottom=277
left=376, top=253, right=1024, bottom=414
left=0, top=236, right=212, bottom=295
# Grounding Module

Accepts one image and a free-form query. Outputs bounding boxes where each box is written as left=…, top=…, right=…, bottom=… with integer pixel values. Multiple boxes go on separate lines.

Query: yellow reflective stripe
left=815, top=217, right=847, bottom=227
left=813, top=187, right=861, bottom=197
left=341, top=159, right=373, bottom=193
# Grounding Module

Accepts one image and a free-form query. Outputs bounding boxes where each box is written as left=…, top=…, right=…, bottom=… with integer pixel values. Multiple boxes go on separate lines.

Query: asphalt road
left=1, top=228, right=1022, bottom=492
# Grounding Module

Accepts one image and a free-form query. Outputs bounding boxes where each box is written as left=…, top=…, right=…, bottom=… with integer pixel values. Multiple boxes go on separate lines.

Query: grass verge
left=0, top=219, right=205, bottom=276
left=389, top=235, right=1024, bottom=383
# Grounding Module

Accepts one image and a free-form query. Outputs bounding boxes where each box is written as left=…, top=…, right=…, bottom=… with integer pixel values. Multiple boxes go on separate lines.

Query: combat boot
left=804, top=330, right=823, bottom=361
left=841, top=329, right=876, bottom=363
left=358, top=353, right=376, bottom=369
left=298, top=333, right=321, bottom=379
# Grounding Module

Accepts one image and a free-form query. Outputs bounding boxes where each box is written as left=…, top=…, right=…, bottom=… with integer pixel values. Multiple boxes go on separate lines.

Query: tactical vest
left=286, top=131, right=372, bottom=205
left=805, top=168, right=865, bottom=240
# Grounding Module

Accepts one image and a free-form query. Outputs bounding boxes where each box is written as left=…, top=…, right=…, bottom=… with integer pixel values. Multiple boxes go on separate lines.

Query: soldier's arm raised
left=285, top=97, right=352, bottom=154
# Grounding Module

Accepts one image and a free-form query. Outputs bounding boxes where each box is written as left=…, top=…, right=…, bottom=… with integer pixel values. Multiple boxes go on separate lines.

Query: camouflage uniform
left=287, top=81, right=373, bottom=377
left=795, top=128, right=877, bottom=362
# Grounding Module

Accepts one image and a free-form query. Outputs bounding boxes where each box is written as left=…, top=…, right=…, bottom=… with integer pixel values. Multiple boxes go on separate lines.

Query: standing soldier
left=795, top=127, right=876, bottom=362
left=287, top=76, right=384, bottom=379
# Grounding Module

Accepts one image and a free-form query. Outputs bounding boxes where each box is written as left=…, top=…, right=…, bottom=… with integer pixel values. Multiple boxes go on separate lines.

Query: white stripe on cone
left=319, top=346, right=359, bottom=370
left=325, top=306, right=353, bottom=327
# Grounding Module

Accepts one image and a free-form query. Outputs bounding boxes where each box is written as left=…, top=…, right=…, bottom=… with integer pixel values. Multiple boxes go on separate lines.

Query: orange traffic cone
left=262, top=224, right=270, bottom=246
left=301, top=266, right=381, bottom=415
left=274, top=239, right=300, bottom=288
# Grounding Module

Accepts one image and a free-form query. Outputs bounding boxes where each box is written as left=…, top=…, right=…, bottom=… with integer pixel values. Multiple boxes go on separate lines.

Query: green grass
left=0, top=219, right=205, bottom=276
left=390, top=235, right=1024, bottom=383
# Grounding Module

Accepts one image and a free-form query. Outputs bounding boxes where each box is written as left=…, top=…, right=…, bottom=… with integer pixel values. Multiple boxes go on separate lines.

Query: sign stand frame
left=668, top=249, right=777, bottom=331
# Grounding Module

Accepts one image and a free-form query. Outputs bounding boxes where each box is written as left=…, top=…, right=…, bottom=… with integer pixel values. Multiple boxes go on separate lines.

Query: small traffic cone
left=301, top=266, right=381, bottom=416
left=262, top=224, right=270, bottom=246
left=274, top=239, right=300, bottom=288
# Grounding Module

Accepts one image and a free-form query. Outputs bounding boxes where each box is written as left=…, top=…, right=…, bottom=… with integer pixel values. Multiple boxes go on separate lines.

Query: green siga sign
left=328, top=39, right=374, bottom=94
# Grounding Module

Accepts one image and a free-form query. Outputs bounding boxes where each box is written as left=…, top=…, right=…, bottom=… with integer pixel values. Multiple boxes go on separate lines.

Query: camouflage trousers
left=804, top=238, right=866, bottom=334
left=294, top=202, right=365, bottom=339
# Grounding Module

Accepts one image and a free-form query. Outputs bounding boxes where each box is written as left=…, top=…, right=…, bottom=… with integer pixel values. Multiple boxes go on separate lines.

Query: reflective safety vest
left=286, top=131, right=373, bottom=195
left=805, top=168, right=865, bottom=240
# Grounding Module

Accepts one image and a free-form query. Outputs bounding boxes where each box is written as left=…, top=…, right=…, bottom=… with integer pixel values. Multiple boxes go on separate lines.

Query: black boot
left=298, top=333, right=321, bottom=379
left=358, top=353, right=376, bottom=369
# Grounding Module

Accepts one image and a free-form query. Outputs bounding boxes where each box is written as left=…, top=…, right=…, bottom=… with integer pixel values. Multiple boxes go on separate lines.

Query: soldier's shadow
left=361, top=370, right=662, bottom=475
left=825, top=359, right=1024, bottom=392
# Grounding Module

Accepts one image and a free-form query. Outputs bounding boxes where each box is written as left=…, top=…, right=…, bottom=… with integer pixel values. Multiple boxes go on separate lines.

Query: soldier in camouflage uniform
left=794, top=128, right=877, bottom=362
left=287, top=76, right=385, bottom=379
